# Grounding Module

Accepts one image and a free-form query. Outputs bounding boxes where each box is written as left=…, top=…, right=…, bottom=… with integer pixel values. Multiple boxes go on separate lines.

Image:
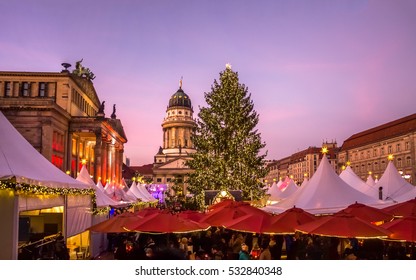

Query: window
left=21, top=82, right=30, bottom=97
left=156, top=178, right=162, bottom=183
left=381, top=147, right=385, bottom=155
left=388, top=145, right=392, bottom=153
left=405, top=142, right=410, bottom=150
left=4, top=82, right=12, bottom=97
left=396, top=143, right=401, bottom=152
left=39, top=82, right=47, bottom=97
left=397, top=158, right=402, bottom=168
left=373, top=149, right=377, bottom=157
left=167, top=178, right=171, bottom=182
left=406, top=157, right=411, bottom=166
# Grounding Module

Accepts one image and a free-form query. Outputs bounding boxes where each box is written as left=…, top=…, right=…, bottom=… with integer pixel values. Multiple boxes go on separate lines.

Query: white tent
left=366, top=174, right=376, bottom=187
left=339, top=166, right=375, bottom=196
left=263, top=156, right=387, bottom=215
left=300, top=177, right=309, bottom=188
left=372, top=161, right=416, bottom=203
left=136, top=183, right=158, bottom=202
left=0, top=111, right=93, bottom=259
left=266, top=181, right=282, bottom=203
left=76, top=165, right=123, bottom=208
left=96, top=180, right=105, bottom=192
left=277, top=179, right=299, bottom=200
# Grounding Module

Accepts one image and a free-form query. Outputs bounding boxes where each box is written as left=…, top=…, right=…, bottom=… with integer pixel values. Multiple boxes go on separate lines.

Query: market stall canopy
left=201, top=201, right=267, bottom=227
left=0, top=111, right=90, bottom=190
left=262, top=206, right=318, bottom=235
left=373, top=161, right=416, bottom=202
left=339, top=166, right=375, bottom=195
left=124, top=209, right=211, bottom=234
left=380, top=215, right=416, bottom=242
left=295, top=211, right=391, bottom=239
left=76, top=165, right=125, bottom=208
left=337, top=202, right=394, bottom=223
left=382, top=198, right=416, bottom=217
left=262, top=156, right=385, bottom=215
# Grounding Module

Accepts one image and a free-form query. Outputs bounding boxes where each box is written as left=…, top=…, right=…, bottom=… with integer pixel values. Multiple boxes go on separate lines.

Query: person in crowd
left=239, top=243, right=251, bottom=260
left=54, top=232, right=69, bottom=260
left=211, top=244, right=225, bottom=260
left=259, top=243, right=272, bottom=260
left=230, top=233, right=245, bottom=260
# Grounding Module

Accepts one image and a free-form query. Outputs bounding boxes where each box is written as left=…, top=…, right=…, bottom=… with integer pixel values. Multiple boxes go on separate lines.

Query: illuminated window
left=388, top=145, right=392, bottom=153
left=396, top=143, right=401, bottom=152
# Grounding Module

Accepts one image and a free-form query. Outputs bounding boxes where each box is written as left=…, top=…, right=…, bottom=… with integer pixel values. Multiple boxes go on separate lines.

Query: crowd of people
left=106, top=227, right=415, bottom=260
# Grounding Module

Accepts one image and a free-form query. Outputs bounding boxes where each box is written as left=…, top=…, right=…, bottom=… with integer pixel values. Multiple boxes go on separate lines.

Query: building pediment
left=154, top=158, right=190, bottom=170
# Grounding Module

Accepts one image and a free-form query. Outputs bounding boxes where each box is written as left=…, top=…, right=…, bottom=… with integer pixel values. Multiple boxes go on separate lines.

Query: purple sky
left=1, top=0, right=415, bottom=166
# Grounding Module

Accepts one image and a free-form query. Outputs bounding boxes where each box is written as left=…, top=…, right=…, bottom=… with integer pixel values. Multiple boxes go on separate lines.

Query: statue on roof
left=73, top=58, right=96, bottom=81
left=111, top=104, right=116, bottom=119
left=98, top=101, right=105, bottom=114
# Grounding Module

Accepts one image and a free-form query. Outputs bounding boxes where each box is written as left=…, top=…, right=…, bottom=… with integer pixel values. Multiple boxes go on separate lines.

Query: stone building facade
left=338, top=113, right=416, bottom=184
left=264, top=142, right=339, bottom=185
left=0, top=62, right=127, bottom=185
left=152, top=82, right=197, bottom=192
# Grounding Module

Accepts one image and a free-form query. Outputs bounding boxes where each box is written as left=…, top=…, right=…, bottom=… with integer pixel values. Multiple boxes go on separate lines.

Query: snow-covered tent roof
left=0, top=111, right=90, bottom=190
left=339, top=166, right=375, bottom=196
left=373, top=161, right=416, bottom=203
left=263, top=156, right=386, bottom=214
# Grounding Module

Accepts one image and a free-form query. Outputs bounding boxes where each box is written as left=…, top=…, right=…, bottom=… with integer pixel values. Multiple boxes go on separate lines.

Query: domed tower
left=153, top=80, right=196, bottom=190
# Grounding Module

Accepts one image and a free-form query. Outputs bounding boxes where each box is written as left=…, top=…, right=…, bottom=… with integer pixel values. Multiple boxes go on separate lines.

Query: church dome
left=168, top=88, right=192, bottom=109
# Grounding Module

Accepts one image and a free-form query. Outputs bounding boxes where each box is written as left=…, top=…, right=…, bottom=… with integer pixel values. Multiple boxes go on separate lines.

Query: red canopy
left=262, top=206, right=318, bottom=235
left=222, top=212, right=274, bottom=233
left=380, top=215, right=416, bottom=242
left=177, top=210, right=205, bottom=222
left=382, top=198, right=416, bottom=217
left=295, top=211, right=391, bottom=239
left=200, top=201, right=268, bottom=227
left=124, top=209, right=211, bottom=234
left=338, top=202, right=394, bottom=223
left=87, top=212, right=142, bottom=233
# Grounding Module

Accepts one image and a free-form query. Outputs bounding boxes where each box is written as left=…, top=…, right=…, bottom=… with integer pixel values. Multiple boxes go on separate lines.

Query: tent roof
left=374, top=161, right=416, bottom=202
left=0, top=111, right=90, bottom=190
left=76, top=165, right=123, bottom=207
left=264, top=156, right=385, bottom=214
left=339, top=166, right=375, bottom=196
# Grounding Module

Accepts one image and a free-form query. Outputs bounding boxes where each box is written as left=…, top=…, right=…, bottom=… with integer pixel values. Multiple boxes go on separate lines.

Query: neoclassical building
left=152, top=82, right=196, bottom=192
left=0, top=62, right=127, bottom=185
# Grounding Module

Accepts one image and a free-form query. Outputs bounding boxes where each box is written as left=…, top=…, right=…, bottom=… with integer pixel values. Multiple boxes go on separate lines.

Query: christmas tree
left=186, top=65, right=268, bottom=207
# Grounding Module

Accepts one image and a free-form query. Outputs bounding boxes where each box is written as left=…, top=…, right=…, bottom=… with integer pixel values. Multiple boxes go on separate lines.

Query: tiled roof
left=340, top=113, right=416, bottom=151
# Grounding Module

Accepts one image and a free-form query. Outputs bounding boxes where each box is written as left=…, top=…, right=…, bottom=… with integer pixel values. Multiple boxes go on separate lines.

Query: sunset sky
left=1, top=0, right=415, bottom=166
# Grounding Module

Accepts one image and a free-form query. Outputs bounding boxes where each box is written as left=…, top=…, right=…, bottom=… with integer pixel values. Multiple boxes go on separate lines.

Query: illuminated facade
left=0, top=62, right=127, bottom=185
left=264, top=142, right=339, bottom=185
left=152, top=82, right=196, bottom=192
left=338, top=114, right=416, bottom=184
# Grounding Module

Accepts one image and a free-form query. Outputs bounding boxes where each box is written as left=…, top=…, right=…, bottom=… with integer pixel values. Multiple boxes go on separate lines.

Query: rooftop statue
left=73, top=59, right=96, bottom=80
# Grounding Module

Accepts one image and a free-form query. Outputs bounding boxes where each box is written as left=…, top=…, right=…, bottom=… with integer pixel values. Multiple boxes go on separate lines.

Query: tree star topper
left=225, top=63, right=232, bottom=70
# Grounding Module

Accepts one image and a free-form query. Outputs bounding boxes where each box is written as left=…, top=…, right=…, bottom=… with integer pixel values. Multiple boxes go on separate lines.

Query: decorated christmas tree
left=186, top=64, right=268, bottom=207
